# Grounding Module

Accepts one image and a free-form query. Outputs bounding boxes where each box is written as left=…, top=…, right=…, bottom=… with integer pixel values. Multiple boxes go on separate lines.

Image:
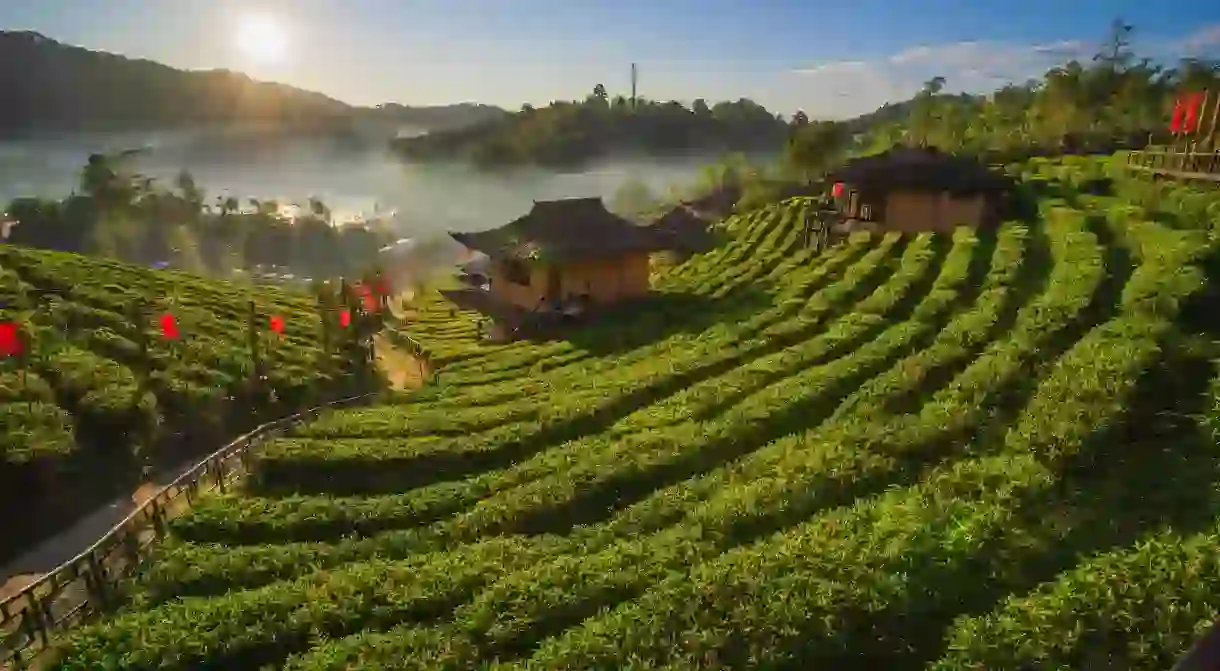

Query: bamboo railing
left=0, top=393, right=375, bottom=669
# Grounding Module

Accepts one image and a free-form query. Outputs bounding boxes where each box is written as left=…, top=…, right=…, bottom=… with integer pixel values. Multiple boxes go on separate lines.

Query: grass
left=38, top=161, right=1220, bottom=670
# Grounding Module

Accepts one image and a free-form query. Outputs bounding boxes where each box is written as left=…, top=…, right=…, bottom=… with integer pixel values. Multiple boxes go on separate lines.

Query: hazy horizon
left=0, top=127, right=755, bottom=240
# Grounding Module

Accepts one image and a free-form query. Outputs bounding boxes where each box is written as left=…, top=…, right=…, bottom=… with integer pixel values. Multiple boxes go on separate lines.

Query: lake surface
left=0, top=126, right=726, bottom=239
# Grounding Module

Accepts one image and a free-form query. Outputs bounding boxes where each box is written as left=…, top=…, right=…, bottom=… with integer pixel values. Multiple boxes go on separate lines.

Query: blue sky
left=3, top=0, right=1220, bottom=118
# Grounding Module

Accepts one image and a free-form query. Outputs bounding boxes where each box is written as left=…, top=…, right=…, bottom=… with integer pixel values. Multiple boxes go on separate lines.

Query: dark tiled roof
left=649, top=206, right=715, bottom=253
left=829, top=146, right=1012, bottom=194
left=449, top=197, right=673, bottom=263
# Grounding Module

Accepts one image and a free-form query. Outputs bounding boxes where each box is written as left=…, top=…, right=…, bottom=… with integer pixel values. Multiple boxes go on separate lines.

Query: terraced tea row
left=0, top=245, right=376, bottom=565
left=170, top=232, right=901, bottom=544
left=47, top=166, right=1220, bottom=670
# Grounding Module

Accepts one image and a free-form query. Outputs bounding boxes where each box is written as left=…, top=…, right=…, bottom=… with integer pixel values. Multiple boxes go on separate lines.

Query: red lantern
left=269, top=315, right=285, bottom=335
left=0, top=321, right=22, bottom=357
left=159, top=313, right=180, bottom=340
left=339, top=309, right=351, bottom=328
left=831, top=182, right=845, bottom=197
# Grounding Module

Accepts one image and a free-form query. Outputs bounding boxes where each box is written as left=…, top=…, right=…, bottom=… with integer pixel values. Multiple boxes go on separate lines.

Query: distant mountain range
left=0, top=31, right=508, bottom=137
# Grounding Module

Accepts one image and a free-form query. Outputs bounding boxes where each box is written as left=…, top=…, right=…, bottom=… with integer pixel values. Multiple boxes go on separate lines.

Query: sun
left=234, top=13, right=289, bottom=66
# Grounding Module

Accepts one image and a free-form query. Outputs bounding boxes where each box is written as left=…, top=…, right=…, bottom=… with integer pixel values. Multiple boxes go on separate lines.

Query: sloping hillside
left=0, top=245, right=380, bottom=565
left=43, top=159, right=1220, bottom=669
left=0, top=31, right=505, bottom=135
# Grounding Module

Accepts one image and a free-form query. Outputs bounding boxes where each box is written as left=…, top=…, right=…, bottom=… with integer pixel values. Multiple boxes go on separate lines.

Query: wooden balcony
left=1126, top=148, right=1220, bottom=182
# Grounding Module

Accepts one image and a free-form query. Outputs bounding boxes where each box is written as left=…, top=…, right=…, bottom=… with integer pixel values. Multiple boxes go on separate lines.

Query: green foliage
left=855, top=23, right=1220, bottom=157
left=393, top=96, right=787, bottom=169
left=4, top=152, right=395, bottom=281
left=0, top=243, right=379, bottom=565
left=42, top=161, right=1220, bottom=670
left=784, top=119, right=852, bottom=181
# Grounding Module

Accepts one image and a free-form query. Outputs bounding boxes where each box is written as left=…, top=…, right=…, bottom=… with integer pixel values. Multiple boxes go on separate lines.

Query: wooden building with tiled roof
left=444, top=198, right=680, bottom=333
left=827, top=146, right=1013, bottom=234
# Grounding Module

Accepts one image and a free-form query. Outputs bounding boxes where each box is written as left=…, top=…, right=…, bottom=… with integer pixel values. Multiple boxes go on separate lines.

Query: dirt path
left=375, top=333, right=428, bottom=390
left=377, top=289, right=428, bottom=390
left=0, top=467, right=189, bottom=601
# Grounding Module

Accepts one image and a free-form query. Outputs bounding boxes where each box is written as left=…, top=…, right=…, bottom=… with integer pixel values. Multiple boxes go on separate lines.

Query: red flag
left=0, top=321, right=22, bottom=357
left=831, top=182, right=844, bottom=197
left=339, top=309, right=351, bottom=328
left=269, top=315, right=285, bottom=335
left=159, top=313, right=180, bottom=340
left=1170, top=97, right=1185, bottom=133
left=1183, top=92, right=1205, bottom=133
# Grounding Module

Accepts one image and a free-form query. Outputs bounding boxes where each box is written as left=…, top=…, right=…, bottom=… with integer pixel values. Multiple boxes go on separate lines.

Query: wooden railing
left=1127, top=148, right=1220, bottom=180
left=0, top=392, right=376, bottom=670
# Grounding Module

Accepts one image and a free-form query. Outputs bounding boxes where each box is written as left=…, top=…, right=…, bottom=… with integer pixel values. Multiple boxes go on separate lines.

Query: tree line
left=3, top=151, right=394, bottom=280
left=783, top=20, right=1220, bottom=180
left=393, top=88, right=789, bottom=169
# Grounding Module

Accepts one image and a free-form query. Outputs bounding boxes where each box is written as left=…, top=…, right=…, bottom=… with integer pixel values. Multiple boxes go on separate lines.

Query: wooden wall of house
left=618, top=252, right=652, bottom=297
left=487, top=252, right=654, bottom=310
left=488, top=261, right=549, bottom=309
left=883, top=191, right=986, bottom=233
left=558, top=251, right=652, bottom=303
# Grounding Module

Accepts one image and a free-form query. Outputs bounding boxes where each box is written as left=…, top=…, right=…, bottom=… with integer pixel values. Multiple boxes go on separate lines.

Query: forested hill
left=391, top=90, right=789, bottom=169
left=363, top=103, right=509, bottom=132
left=0, top=31, right=506, bottom=136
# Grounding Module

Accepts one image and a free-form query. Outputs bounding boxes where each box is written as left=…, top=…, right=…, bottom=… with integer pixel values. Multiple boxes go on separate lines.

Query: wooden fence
left=0, top=392, right=375, bottom=670
left=1127, top=148, right=1220, bottom=182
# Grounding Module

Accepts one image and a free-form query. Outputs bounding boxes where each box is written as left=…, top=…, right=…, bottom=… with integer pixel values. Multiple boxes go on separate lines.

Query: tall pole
left=631, top=63, right=637, bottom=110
left=1209, top=89, right=1220, bottom=151
left=1189, top=90, right=1208, bottom=167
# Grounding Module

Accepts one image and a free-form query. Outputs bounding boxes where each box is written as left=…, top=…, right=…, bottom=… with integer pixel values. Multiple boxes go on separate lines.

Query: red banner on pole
left=831, top=182, right=844, bottom=197
left=0, top=321, right=22, bottom=357
left=269, top=315, right=285, bottom=335
left=1170, top=97, right=1186, bottom=133
left=339, top=309, right=351, bottom=328
left=159, top=313, right=180, bottom=340
left=1184, top=92, right=1206, bottom=134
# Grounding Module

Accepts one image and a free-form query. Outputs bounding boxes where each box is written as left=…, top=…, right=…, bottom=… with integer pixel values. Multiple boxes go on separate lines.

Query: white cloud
left=790, top=39, right=1094, bottom=118
left=1174, top=24, right=1220, bottom=57
left=791, top=60, right=868, bottom=76
left=779, top=23, right=1220, bottom=121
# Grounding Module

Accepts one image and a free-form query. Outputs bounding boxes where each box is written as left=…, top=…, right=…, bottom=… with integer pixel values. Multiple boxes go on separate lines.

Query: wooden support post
left=1209, top=89, right=1220, bottom=151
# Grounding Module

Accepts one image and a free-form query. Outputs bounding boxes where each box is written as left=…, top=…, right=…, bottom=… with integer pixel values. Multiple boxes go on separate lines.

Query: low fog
left=0, top=125, right=752, bottom=242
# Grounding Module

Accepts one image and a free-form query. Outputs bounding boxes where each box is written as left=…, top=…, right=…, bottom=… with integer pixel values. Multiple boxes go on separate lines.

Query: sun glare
left=234, top=13, right=289, bottom=66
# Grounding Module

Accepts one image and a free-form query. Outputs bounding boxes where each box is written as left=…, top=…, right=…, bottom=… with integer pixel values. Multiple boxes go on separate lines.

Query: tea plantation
left=44, top=156, right=1220, bottom=669
left=0, top=248, right=375, bottom=563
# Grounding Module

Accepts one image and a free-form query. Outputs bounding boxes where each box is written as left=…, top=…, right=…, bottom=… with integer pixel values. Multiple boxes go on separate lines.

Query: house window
left=502, top=259, right=531, bottom=286
left=861, top=204, right=873, bottom=221
left=848, top=190, right=860, bottom=217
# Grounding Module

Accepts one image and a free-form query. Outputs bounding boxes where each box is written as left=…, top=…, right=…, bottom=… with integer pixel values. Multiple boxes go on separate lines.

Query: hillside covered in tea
left=40, top=154, right=1220, bottom=670
left=0, top=245, right=381, bottom=565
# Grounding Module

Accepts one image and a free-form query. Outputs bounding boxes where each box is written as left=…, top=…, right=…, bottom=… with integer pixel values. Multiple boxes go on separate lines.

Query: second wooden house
left=827, top=146, right=1012, bottom=235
